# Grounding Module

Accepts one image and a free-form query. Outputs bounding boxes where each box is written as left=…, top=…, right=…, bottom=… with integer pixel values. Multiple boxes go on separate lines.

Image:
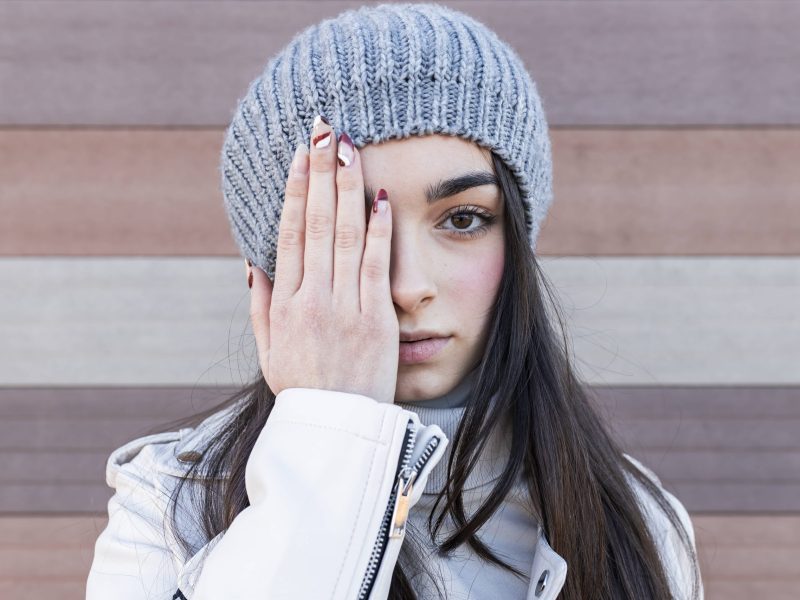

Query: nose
left=389, top=230, right=436, bottom=314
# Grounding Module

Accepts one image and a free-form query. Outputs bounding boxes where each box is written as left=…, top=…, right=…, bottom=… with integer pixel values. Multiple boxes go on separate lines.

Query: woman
left=86, top=3, right=703, bottom=599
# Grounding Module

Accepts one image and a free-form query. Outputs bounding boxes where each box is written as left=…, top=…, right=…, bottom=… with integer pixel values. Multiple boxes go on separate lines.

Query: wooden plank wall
left=1, top=1, right=798, bottom=598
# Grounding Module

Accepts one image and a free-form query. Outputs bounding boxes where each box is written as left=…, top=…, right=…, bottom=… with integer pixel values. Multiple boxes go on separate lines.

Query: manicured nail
left=312, top=114, right=332, bottom=148
left=247, top=270, right=253, bottom=289
left=246, top=258, right=252, bottom=267
left=337, top=132, right=355, bottom=167
left=372, top=188, right=389, bottom=215
left=291, top=143, right=309, bottom=175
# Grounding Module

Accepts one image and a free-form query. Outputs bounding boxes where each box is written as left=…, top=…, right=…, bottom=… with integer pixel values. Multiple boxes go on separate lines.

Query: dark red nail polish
left=246, top=258, right=252, bottom=267
left=248, top=271, right=253, bottom=289
left=373, top=189, right=388, bottom=213
left=312, top=130, right=332, bottom=148
left=337, top=132, right=355, bottom=167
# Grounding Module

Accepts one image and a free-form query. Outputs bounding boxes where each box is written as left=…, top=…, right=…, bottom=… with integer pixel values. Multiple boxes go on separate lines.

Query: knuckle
left=368, top=219, right=391, bottom=238
left=299, top=296, right=326, bottom=324
left=334, top=224, right=362, bottom=251
left=284, top=177, right=306, bottom=198
left=305, top=211, right=333, bottom=239
left=359, top=312, right=389, bottom=337
left=277, top=226, right=304, bottom=252
left=361, top=258, right=385, bottom=281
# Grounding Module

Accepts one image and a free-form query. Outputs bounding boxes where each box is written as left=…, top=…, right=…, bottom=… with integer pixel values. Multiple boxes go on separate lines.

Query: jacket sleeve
left=86, top=430, right=187, bottom=600
left=188, top=388, right=448, bottom=600
left=623, top=454, right=705, bottom=600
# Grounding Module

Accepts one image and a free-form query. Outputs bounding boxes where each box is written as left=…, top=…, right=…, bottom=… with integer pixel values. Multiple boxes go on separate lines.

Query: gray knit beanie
left=221, top=2, right=553, bottom=281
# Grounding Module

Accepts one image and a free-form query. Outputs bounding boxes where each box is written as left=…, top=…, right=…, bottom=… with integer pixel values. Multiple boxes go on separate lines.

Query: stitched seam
left=331, top=406, right=389, bottom=596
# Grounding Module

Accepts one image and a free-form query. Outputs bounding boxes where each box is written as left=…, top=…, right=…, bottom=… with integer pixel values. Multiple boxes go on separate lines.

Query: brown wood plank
left=0, top=129, right=231, bottom=256
left=1, top=2, right=799, bottom=126
left=2, top=128, right=798, bottom=256
left=0, top=386, right=798, bottom=513
left=2, top=515, right=799, bottom=600
left=592, top=386, right=800, bottom=419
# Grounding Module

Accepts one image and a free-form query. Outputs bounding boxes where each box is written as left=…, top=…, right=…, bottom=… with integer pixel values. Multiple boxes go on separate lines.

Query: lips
left=399, top=336, right=451, bottom=364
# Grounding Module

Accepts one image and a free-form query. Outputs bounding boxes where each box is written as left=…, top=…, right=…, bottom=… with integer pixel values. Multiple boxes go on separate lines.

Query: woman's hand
left=247, top=115, right=398, bottom=404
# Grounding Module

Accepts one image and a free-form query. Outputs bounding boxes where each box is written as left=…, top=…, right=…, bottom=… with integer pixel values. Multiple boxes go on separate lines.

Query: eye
left=437, top=204, right=497, bottom=240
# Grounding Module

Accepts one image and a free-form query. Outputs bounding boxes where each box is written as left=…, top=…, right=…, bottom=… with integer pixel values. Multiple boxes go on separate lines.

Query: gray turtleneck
left=395, top=367, right=539, bottom=598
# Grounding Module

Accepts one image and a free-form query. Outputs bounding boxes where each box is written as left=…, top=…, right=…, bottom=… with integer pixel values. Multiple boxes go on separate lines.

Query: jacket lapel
left=526, top=525, right=567, bottom=600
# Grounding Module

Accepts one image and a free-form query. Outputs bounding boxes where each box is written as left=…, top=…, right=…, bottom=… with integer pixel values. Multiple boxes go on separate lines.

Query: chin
left=394, top=367, right=458, bottom=403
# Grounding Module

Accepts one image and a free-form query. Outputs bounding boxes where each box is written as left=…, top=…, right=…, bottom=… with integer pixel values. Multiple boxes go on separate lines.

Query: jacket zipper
left=356, top=417, right=442, bottom=600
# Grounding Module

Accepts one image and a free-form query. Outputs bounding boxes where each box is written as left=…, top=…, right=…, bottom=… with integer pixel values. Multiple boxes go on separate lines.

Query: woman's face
left=358, top=134, right=505, bottom=403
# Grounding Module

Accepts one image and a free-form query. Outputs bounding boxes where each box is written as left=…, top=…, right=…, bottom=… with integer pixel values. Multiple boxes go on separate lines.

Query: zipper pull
left=389, top=467, right=417, bottom=539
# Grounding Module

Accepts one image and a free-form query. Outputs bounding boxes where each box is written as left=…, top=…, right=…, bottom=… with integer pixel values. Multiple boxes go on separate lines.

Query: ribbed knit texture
left=395, top=370, right=539, bottom=598
left=219, top=2, right=554, bottom=281
left=396, top=366, right=511, bottom=495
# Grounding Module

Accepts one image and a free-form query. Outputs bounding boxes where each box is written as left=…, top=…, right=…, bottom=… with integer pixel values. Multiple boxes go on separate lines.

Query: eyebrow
left=364, top=170, right=499, bottom=207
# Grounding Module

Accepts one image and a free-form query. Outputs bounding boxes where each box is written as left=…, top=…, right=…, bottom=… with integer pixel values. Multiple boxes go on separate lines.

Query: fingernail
left=246, top=258, right=252, bottom=267
left=312, top=114, right=332, bottom=148
left=291, top=143, right=309, bottom=175
left=372, top=188, right=389, bottom=215
left=247, top=269, right=253, bottom=289
left=337, top=132, right=355, bottom=167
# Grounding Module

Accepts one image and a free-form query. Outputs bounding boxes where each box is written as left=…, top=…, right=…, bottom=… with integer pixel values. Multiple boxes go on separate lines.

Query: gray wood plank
left=1, top=1, right=799, bottom=126
left=0, top=385, right=798, bottom=513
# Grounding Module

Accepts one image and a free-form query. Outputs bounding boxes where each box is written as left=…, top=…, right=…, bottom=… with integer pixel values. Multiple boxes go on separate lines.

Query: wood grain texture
left=2, top=1, right=796, bottom=596
left=2, top=128, right=798, bottom=256
left=1, top=385, right=798, bottom=513
left=1, top=2, right=799, bottom=126
left=1, top=515, right=798, bottom=600
left=0, top=257, right=797, bottom=386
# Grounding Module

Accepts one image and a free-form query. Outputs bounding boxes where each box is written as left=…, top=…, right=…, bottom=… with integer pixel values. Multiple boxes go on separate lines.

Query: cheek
left=446, top=244, right=504, bottom=311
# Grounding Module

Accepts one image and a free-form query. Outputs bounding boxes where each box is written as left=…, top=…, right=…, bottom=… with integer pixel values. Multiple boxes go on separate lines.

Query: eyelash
left=438, top=204, right=497, bottom=239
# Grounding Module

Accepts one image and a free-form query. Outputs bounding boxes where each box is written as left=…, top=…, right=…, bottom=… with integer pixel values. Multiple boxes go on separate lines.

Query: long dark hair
left=159, top=149, right=701, bottom=600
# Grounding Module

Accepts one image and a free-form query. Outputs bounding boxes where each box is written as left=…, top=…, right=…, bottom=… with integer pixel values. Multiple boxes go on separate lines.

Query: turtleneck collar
left=395, top=368, right=511, bottom=495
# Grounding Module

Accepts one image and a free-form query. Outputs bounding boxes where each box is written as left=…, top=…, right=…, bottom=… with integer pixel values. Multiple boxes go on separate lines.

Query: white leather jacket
left=86, top=388, right=702, bottom=600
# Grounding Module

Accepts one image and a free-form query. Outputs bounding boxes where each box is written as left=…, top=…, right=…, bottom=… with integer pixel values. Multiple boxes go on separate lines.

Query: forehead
left=358, top=134, right=494, bottom=188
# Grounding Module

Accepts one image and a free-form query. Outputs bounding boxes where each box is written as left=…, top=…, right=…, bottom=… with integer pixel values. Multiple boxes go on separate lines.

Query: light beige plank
left=543, top=256, right=800, bottom=385
left=1, top=2, right=799, bottom=126
left=0, top=257, right=797, bottom=385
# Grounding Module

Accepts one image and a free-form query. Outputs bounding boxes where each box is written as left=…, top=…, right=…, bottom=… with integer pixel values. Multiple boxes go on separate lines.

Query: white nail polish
left=313, top=131, right=332, bottom=148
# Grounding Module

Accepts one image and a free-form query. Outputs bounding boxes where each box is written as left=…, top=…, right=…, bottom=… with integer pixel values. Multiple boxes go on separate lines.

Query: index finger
left=272, top=142, right=309, bottom=301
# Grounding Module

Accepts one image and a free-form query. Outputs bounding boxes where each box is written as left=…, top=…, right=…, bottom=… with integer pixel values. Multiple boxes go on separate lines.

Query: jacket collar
left=527, top=525, right=568, bottom=599
left=162, top=400, right=246, bottom=479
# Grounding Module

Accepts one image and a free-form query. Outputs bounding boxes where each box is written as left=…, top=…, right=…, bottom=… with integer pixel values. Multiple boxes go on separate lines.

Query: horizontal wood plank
left=0, top=257, right=797, bottom=386
left=0, top=386, right=798, bottom=513
left=1, top=515, right=799, bottom=600
left=2, top=128, right=798, bottom=256
left=1, top=2, right=799, bottom=126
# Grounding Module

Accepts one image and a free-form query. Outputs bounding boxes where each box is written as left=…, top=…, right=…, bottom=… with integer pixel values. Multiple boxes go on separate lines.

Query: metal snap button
left=535, top=569, right=550, bottom=596
left=176, top=450, right=203, bottom=463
